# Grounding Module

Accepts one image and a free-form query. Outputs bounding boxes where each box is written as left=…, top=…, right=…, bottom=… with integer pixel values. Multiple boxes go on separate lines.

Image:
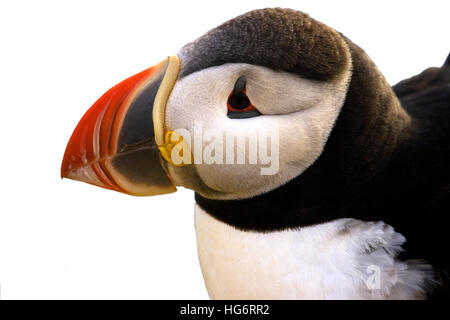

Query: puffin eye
left=227, top=76, right=261, bottom=119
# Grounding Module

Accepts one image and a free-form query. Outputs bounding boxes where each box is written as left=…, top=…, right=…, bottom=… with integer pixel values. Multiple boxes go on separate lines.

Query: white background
left=0, top=0, right=448, bottom=299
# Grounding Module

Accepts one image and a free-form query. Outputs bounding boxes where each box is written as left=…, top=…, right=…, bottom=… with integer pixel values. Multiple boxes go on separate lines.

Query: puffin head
left=62, top=8, right=409, bottom=208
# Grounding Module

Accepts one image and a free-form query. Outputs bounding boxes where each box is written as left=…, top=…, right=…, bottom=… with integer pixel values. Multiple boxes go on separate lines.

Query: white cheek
left=165, top=63, right=351, bottom=199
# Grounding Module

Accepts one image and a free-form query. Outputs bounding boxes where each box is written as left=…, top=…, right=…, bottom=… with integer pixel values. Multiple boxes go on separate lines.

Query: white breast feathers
left=194, top=204, right=434, bottom=299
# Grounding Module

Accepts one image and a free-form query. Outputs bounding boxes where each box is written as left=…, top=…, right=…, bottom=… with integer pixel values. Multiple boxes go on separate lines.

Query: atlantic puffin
left=61, top=8, right=450, bottom=299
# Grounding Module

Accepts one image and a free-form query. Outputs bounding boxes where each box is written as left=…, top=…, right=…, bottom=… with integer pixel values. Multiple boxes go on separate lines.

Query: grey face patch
left=179, top=8, right=349, bottom=81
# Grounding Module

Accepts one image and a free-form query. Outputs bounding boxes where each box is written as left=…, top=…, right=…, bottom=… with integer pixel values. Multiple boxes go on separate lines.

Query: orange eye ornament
left=227, top=76, right=261, bottom=119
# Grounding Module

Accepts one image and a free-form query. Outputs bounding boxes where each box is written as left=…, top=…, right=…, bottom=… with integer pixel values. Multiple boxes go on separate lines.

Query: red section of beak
left=61, top=67, right=158, bottom=192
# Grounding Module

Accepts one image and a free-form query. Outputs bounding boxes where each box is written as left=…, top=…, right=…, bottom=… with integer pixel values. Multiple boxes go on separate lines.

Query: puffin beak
left=61, top=56, right=181, bottom=196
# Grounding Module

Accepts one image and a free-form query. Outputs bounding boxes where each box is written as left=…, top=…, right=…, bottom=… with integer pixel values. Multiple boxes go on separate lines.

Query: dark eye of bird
left=227, top=76, right=261, bottom=119
left=228, top=76, right=250, bottom=110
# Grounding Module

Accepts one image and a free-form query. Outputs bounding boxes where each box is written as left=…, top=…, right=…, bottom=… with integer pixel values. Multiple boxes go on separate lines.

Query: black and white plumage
left=62, top=8, right=450, bottom=299
left=171, top=8, right=450, bottom=299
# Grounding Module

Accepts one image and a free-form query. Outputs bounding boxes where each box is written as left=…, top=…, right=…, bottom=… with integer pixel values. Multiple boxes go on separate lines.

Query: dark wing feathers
left=393, top=52, right=450, bottom=99
left=392, top=52, right=450, bottom=299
